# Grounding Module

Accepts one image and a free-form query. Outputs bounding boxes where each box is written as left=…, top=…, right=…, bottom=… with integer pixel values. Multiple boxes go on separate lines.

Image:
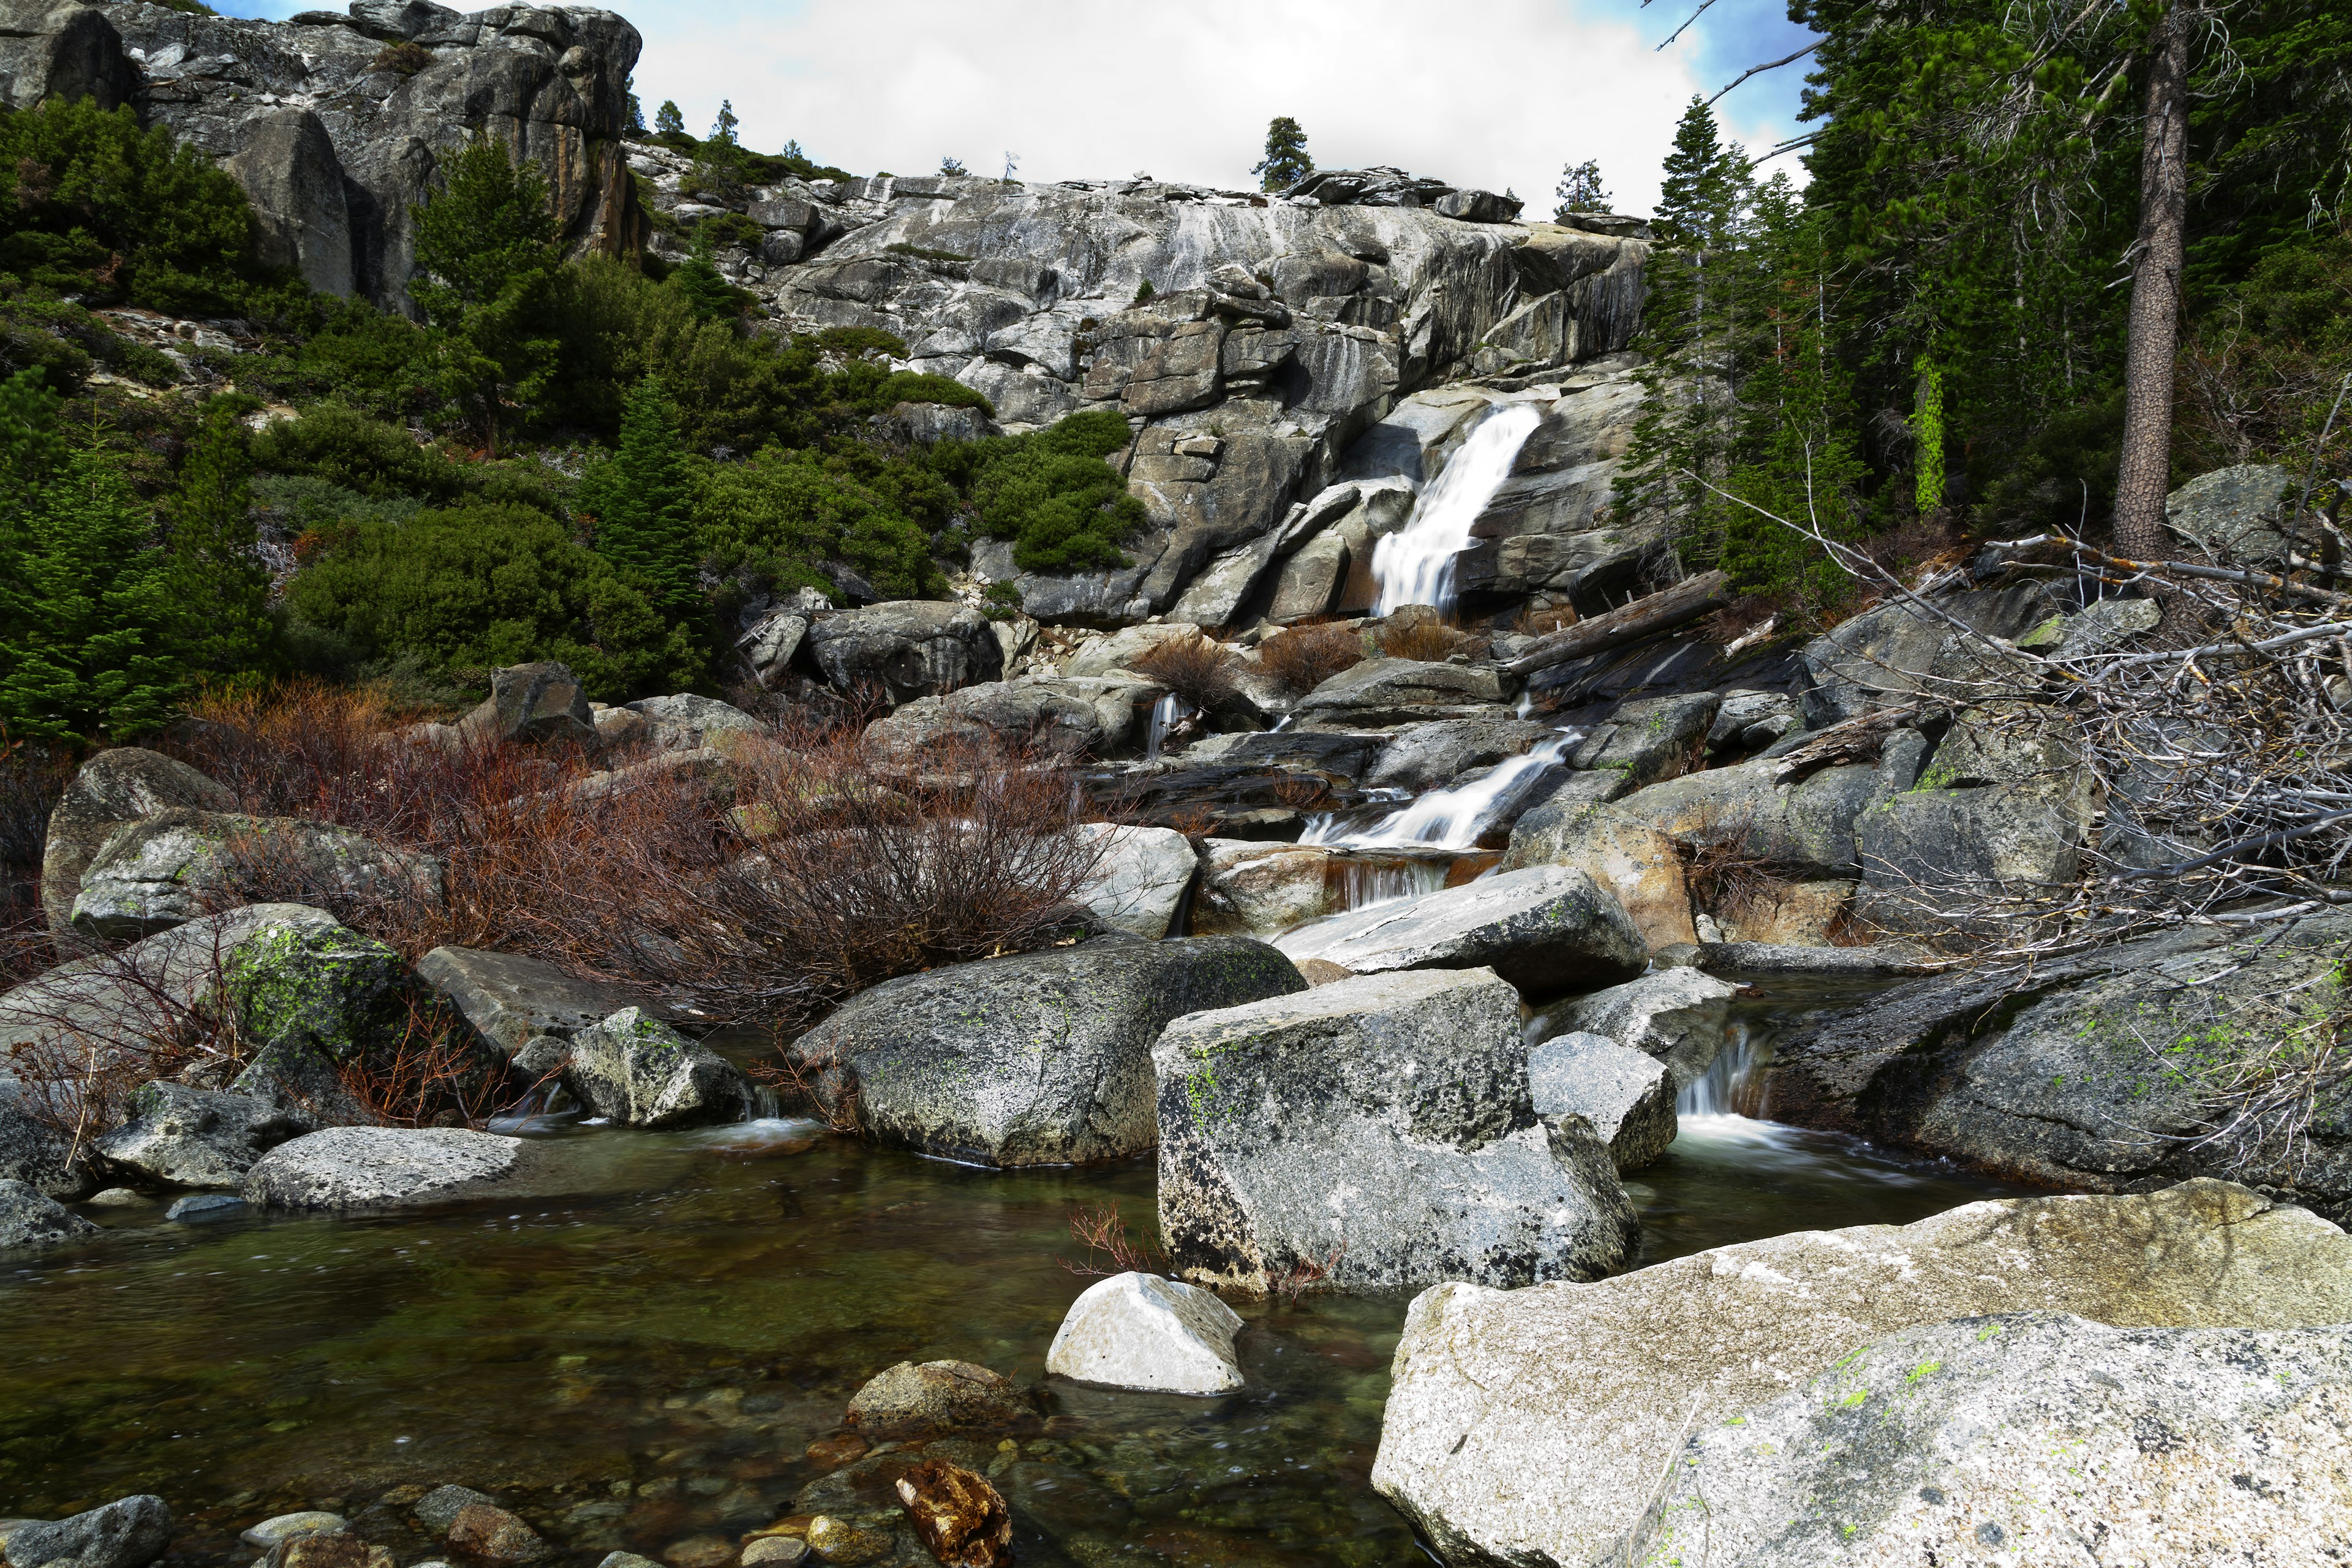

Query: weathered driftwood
left=1504, top=571, right=1733, bottom=677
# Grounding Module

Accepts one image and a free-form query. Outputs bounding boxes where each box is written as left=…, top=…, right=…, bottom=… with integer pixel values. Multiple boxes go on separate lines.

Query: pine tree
left=654, top=100, right=685, bottom=138
left=1553, top=159, right=1611, bottom=217
left=167, top=399, right=276, bottom=680
left=671, top=230, right=737, bottom=323
left=410, top=134, right=562, bottom=453
left=586, top=375, right=700, bottom=612
left=709, top=100, right=740, bottom=147
left=627, top=94, right=647, bottom=138
left=1253, top=118, right=1313, bottom=191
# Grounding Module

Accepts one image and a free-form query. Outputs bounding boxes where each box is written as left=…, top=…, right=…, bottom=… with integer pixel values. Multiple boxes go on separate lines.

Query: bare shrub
left=0, top=737, right=74, bottom=985
left=1257, top=620, right=1366, bottom=695
left=1677, top=804, right=1793, bottom=938
left=1057, top=1201, right=1167, bottom=1276
left=1129, top=633, right=1243, bottom=712
left=1270, top=1244, right=1346, bottom=1304
left=1377, top=616, right=1469, bottom=662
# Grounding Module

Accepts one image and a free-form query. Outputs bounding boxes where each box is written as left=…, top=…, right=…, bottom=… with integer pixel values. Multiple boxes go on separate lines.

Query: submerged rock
left=845, top=1360, right=1031, bottom=1438
left=1153, top=968, right=1637, bottom=1294
left=0, top=1496, right=172, bottom=1568
left=1371, top=1179, right=2352, bottom=1567
left=563, top=1008, right=752, bottom=1130
left=1046, top=1271, right=1246, bottom=1394
left=1272, top=865, right=1645, bottom=1000
left=1524, top=1031, right=1676, bottom=1170
left=243, top=1127, right=531, bottom=1212
left=238, top=1515, right=346, bottom=1550
left=0, top=1178, right=97, bottom=1252
left=892, top=1460, right=1012, bottom=1568
left=1638, top=1311, right=2352, bottom=1566
left=794, top=934, right=1303, bottom=1166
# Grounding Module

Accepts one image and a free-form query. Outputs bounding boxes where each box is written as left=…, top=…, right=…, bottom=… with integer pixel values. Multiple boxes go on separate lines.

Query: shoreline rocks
left=243, top=1126, right=533, bottom=1211
left=1272, top=865, right=1646, bottom=999
left=1045, top=1272, right=1246, bottom=1395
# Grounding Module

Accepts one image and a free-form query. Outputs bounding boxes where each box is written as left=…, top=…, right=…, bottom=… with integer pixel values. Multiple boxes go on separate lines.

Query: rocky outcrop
left=69, top=808, right=443, bottom=941
left=1763, top=912, right=2352, bottom=1216
left=1153, top=968, right=1637, bottom=1293
left=97, top=1, right=646, bottom=307
left=40, top=745, right=235, bottom=940
left=1271, top=865, right=1646, bottom=999
left=1044, top=1271, right=1245, bottom=1395
left=1372, top=1180, right=2352, bottom=1567
left=1637, top=1311, right=2352, bottom=1566
left=793, top=933, right=1303, bottom=1166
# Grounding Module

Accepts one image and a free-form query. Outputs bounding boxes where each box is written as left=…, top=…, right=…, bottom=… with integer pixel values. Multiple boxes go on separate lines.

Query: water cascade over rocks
left=1305, top=730, right=1580, bottom=853
left=1371, top=403, right=1545, bottom=615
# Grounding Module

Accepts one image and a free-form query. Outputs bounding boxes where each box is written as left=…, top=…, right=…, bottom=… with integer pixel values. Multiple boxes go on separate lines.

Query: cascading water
left=1371, top=401, right=1544, bottom=615
left=1679, top=1017, right=1764, bottom=1119
left=1143, top=693, right=1183, bottom=762
left=1302, top=729, right=1581, bottom=854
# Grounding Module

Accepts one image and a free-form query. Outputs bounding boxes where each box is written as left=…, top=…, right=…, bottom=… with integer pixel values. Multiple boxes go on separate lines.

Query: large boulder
left=1591, top=740, right=1923, bottom=880
left=1363, top=717, right=1557, bottom=793
left=0, top=1495, right=172, bottom=1568
left=223, top=107, right=351, bottom=295
left=92, top=1083, right=311, bottom=1190
left=1372, top=1180, right=2352, bottom=1568
left=1045, top=1271, right=1245, bottom=1395
left=1499, top=801, right=1698, bottom=949
left=1551, top=966, right=1740, bottom=1091
left=561, top=1007, right=751, bottom=1129
left=1765, top=913, right=2352, bottom=1216
left=0, top=1078, right=88, bottom=1200
left=804, top=601, right=1003, bottom=706
left=69, top=809, right=443, bottom=942
left=40, top=746, right=235, bottom=938
left=616, top=693, right=766, bottom=750
left=794, top=934, right=1305, bottom=1166
left=2164, top=462, right=2296, bottom=568
left=413, top=946, right=662, bottom=1058
left=864, top=676, right=1159, bottom=761
left=1153, top=968, right=1638, bottom=1294
left=0, top=1177, right=97, bottom=1252
left=1798, top=584, right=2059, bottom=728
left=1562, top=691, right=1719, bottom=793
left=1638, top=1311, right=2352, bottom=1566
left=243, top=1126, right=537, bottom=1211
left=1524, top=1030, right=1676, bottom=1170
left=1188, top=840, right=1343, bottom=937
left=1271, top=865, right=1646, bottom=999
left=1292, top=658, right=1509, bottom=728
left=1066, top=823, right=1196, bottom=938
left=456, top=662, right=594, bottom=746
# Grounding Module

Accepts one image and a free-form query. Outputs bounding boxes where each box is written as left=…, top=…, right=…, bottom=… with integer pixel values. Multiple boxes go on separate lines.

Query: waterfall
left=1371, top=402, right=1544, bottom=616
left=1679, top=1017, right=1766, bottom=1119
left=1143, top=693, right=1183, bottom=761
left=1302, top=730, right=1580, bottom=854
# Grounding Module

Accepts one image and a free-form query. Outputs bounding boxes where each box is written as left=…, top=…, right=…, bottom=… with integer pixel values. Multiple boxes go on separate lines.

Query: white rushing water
left=1679, top=1017, right=1761, bottom=1117
left=1302, top=729, right=1581, bottom=853
left=1143, top=692, right=1183, bottom=762
left=1371, top=401, right=1544, bottom=615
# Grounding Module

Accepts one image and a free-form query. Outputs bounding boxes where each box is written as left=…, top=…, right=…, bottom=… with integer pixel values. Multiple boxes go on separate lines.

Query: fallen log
left=1503, top=570, right=1733, bottom=677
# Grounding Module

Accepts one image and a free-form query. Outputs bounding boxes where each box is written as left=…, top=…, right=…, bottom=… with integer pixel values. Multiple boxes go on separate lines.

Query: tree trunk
left=2110, top=2, right=2190, bottom=562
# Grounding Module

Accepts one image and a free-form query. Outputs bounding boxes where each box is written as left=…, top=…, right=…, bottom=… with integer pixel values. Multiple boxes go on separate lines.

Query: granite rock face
left=40, top=745, right=234, bottom=940
left=1272, top=865, right=1646, bottom=1000
left=1373, top=1180, right=2352, bottom=1567
left=1153, top=968, right=1637, bottom=1294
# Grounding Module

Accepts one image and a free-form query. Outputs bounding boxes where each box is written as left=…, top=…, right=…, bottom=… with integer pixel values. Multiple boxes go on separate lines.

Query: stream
left=0, top=980, right=2021, bottom=1567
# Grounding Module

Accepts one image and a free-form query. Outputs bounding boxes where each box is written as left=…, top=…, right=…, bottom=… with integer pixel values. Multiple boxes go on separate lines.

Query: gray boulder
left=1589, top=734, right=1924, bottom=879
left=1293, top=658, right=1508, bottom=728
left=0, top=1496, right=172, bottom=1568
left=1798, top=583, right=2059, bottom=728
left=40, top=745, right=234, bottom=938
left=0, top=1177, right=97, bottom=1252
left=1564, top=691, right=1719, bottom=793
left=864, top=675, right=1159, bottom=761
left=456, top=663, right=594, bottom=746
left=1524, top=1030, right=1676, bottom=1170
left=1153, top=968, right=1638, bottom=1294
left=1372, top=1180, right=2352, bottom=1568
left=1044, top=1271, right=1245, bottom=1395
left=1272, top=865, right=1646, bottom=1000
left=562, top=1008, right=750, bottom=1129
left=1363, top=717, right=1557, bottom=792
left=93, top=1083, right=311, bottom=1190
left=244, top=1126, right=531, bottom=1211
left=0, top=1079, right=88, bottom=1200
left=1066, top=822, right=1197, bottom=938
left=1706, top=688, right=1801, bottom=755
left=1638, top=1311, right=2352, bottom=1566
left=223, top=107, right=350, bottom=295
left=1498, top=801, right=1698, bottom=951
left=804, top=601, right=1003, bottom=705
left=414, top=946, right=662, bottom=1058
left=1552, top=967, right=1739, bottom=1091
left=618, top=693, right=766, bottom=750
left=2165, top=462, right=2296, bottom=567
left=69, top=808, right=444, bottom=941
left=796, top=934, right=1304, bottom=1167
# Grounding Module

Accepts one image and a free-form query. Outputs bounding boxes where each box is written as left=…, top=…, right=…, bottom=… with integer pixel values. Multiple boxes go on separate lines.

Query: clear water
left=1370, top=404, right=1543, bottom=616
left=1299, top=733, right=1578, bottom=854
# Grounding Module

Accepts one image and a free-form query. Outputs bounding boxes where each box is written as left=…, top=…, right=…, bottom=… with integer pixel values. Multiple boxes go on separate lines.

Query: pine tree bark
left=2110, top=2, right=2190, bottom=562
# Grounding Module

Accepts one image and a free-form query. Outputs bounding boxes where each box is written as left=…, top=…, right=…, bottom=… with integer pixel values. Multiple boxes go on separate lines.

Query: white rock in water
left=1046, top=1271, right=1245, bottom=1394
left=239, top=1513, right=345, bottom=1548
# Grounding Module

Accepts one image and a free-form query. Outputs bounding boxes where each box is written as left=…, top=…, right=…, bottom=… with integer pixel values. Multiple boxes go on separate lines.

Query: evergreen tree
left=167, top=400, right=276, bottom=680
left=1553, top=159, right=1611, bottom=217
left=585, top=375, right=699, bottom=612
left=671, top=230, right=737, bottom=323
left=0, top=379, right=183, bottom=739
left=710, top=100, right=741, bottom=147
left=410, top=134, right=562, bottom=453
left=627, top=93, right=647, bottom=138
left=654, top=100, right=685, bottom=138
left=1253, top=117, right=1313, bottom=191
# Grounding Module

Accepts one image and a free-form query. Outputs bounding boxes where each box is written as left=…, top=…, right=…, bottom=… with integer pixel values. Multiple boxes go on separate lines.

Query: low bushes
left=1257, top=621, right=1367, bottom=694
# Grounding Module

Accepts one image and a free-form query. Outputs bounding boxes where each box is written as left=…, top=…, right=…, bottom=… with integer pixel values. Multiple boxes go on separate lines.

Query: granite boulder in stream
left=1373, top=1178, right=2352, bottom=1567
left=1523, top=1031, right=1676, bottom=1170
left=1153, top=968, right=1638, bottom=1293
left=243, top=1126, right=540, bottom=1211
left=794, top=932, right=1304, bottom=1166
left=0, top=1495, right=173, bottom=1568
left=1550, top=965, right=1739, bottom=1091
left=561, top=1008, right=752, bottom=1129
left=0, top=1178, right=97, bottom=1251
left=1271, top=865, right=1646, bottom=999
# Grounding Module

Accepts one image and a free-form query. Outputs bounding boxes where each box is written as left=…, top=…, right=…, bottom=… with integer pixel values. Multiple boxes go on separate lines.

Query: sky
left=215, top=0, right=1820, bottom=216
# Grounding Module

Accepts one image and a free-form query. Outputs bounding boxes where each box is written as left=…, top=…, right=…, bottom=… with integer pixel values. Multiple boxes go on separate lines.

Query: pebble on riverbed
left=799, top=1518, right=887, bottom=1567
left=657, top=1536, right=734, bottom=1568
left=238, top=1513, right=347, bottom=1548
left=843, top=1361, right=1032, bottom=1439
left=801, top=1435, right=867, bottom=1472
left=445, top=1503, right=551, bottom=1566
left=736, top=1540, right=805, bottom=1567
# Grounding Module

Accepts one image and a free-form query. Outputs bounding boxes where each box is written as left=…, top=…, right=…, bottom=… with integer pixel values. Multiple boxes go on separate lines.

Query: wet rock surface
left=1045, top=1272, right=1245, bottom=1395
left=1272, top=865, right=1646, bottom=999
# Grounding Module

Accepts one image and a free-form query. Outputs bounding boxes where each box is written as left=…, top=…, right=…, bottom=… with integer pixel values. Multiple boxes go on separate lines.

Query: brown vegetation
left=1376, top=615, right=1469, bottom=662
left=1256, top=620, right=1366, bottom=695
left=1129, top=633, right=1245, bottom=712
left=1057, top=1200, right=1167, bottom=1276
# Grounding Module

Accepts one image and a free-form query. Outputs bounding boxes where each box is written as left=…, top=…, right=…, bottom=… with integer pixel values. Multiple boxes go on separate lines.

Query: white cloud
left=619, top=0, right=1804, bottom=217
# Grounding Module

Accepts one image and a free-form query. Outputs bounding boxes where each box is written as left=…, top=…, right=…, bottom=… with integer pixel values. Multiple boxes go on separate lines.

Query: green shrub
left=0, top=297, right=179, bottom=391
left=816, top=326, right=909, bottom=360
left=968, top=410, right=1143, bottom=573
left=0, top=97, right=264, bottom=315
left=698, top=211, right=766, bottom=250
left=283, top=503, right=703, bottom=698
left=695, top=446, right=941, bottom=603
left=251, top=404, right=467, bottom=502
left=372, top=41, right=432, bottom=75
left=239, top=295, right=447, bottom=421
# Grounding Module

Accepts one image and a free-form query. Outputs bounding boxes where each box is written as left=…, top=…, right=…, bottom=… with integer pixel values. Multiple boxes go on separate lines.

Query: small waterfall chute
left=1371, top=402, right=1544, bottom=616
left=1303, top=729, right=1580, bottom=854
